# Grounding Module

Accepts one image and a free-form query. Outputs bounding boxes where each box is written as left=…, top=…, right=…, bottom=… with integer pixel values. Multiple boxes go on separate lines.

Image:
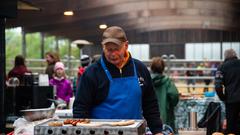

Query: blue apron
left=91, top=57, right=142, bottom=119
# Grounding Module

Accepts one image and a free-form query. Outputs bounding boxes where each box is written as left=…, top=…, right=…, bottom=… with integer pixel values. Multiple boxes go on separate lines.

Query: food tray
left=34, top=119, right=146, bottom=135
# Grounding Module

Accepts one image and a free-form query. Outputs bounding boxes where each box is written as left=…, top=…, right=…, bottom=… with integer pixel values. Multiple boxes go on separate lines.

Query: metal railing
left=6, top=58, right=80, bottom=77
left=6, top=58, right=223, bottom=92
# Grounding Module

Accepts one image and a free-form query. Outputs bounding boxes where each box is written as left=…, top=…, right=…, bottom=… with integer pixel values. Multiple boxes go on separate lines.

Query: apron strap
left=132, top=59, right=137, bottom=77
left=101, top=57, right=113, bottom=81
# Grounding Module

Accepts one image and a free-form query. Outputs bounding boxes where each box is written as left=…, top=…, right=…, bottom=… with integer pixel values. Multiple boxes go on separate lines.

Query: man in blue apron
left=73, top=26, right=163, bottom=135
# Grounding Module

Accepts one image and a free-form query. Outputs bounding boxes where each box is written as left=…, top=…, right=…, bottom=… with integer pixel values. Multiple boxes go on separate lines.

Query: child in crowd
left=77, top=55, right=91, bottom=80
left=49, top=62, right=73, bottom=105
left=73, top=55, right=91, bottom=95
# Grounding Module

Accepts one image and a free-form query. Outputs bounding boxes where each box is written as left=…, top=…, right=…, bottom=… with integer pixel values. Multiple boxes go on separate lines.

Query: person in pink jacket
left=49, top=62, right=73, bottom=104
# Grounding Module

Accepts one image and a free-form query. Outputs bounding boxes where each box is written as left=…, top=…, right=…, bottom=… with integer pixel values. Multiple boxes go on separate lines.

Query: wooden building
left=6, top=0, right=240, bottom=58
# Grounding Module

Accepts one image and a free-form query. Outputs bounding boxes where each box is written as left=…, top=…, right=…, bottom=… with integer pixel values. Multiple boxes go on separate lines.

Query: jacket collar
left=100, top=53, right=132, bottom=70
left=224, top=57, right=238, bottom=62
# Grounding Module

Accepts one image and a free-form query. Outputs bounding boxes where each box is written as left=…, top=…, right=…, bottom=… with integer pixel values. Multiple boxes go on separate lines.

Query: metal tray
left=20, top=108, right=55, bottom=122
left=34, top=119, right=146, bottom=135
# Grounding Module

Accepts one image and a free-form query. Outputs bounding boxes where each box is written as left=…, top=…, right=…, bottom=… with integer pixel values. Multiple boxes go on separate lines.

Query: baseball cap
left=80, top=55, right=91, bottom=65
left=102, top=26, right=127, bottom=45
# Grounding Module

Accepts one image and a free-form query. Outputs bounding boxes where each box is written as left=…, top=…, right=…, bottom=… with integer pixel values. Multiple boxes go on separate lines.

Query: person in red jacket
left=8, top=55, right=31, bottom=85
left=77, top=55, right=91, bottom=79
left=73, top=55, right=91, bottom=95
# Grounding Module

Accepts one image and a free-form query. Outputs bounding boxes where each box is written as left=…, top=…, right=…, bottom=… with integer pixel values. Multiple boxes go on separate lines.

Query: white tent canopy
left=71, top=40, right=93, bottom=47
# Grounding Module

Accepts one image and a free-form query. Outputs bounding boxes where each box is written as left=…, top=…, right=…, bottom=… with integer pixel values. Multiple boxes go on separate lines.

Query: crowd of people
left=5, top=26, right=240, bottom=135
left=185, top=61, right=219, bottom=93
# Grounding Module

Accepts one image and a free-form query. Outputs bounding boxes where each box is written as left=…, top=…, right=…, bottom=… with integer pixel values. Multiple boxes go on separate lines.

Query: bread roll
left=110, top=120, right=135, bottom=126
left=48, top=121, right=63, bottom=127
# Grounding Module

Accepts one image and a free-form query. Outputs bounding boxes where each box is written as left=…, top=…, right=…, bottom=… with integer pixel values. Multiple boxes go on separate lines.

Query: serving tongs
left=48, top=98, right=67, bottom=109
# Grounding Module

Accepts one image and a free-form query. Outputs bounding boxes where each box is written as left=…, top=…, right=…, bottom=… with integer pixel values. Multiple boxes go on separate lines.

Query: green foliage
left=26, top=32, right=41, bottom=58
left=71, top=46, right=80, bottom=59
left=58, top=39, right=69, bottom=58
left=5, top=27, right=80, bottom=74
left=5, top=28, right=22, bottom=59
left=44, top=36, right=56, bottom=54
left=58, top=39, right=80, bottom=60
left=5, top=28, right=80, bottom=59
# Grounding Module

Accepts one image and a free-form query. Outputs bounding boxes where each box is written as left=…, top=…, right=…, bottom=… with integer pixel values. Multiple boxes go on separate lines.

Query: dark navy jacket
left=73, top=54, right=163, bottom=134
left=215, top=57, right=240, bottom=103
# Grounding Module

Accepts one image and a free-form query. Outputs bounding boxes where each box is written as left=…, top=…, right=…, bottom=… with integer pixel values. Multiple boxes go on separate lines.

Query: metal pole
left=40, top=33, right=45, bottom=59
left=22, top=27, right=26, bottom=57
left=220, top=31, right=223, bottom=60
left=56, top=36, right=59, bottom=53
left=68, top=40, right=72, bottom=76
left=220, top=42, right=223, bottom=60
left=0, top=18, right=6, bottom=134
left=167, top=55, right=170, bottom=76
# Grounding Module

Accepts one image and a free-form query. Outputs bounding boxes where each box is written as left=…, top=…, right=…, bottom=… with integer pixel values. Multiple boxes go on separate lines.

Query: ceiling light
left=99, top=24, right=107, bottom=29
left=64, top=11, right=74, bottom=16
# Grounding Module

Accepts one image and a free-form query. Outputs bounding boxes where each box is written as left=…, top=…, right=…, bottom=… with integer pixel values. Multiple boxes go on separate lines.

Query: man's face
left=103, top=42, right=128, bottom=67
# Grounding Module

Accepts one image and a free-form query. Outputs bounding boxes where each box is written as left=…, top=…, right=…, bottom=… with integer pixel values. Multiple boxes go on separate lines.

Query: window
left=128, top=44, right=149, bottom=60
left=185, top=42, right=240, bottom=60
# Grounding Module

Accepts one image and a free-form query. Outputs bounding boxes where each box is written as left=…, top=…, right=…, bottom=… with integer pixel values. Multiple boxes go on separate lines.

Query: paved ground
left=178, top=130, right=206, bottom=135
